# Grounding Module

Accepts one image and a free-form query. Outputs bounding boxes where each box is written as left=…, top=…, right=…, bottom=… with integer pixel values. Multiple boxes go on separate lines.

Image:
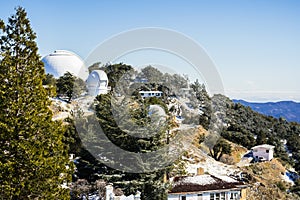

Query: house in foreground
left=251, top=144, right=275, bottom=162
left=168, top=174, right=248, bottom=200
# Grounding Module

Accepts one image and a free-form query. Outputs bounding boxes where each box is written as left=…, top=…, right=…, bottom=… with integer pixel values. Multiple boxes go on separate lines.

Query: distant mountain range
left=233, top=99, right=300, bottom=123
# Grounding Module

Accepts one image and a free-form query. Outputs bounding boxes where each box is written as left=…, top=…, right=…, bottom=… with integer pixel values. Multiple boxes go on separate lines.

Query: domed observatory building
left=42, top=50, right=88, bottom=80
left=86, top=70, right=109, bottom=96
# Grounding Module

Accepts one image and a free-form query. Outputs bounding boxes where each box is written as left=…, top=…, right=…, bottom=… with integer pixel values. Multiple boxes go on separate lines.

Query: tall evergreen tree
left=0, top=7, right=72, bottom=199
left=56, top=71, right=86, bottom=102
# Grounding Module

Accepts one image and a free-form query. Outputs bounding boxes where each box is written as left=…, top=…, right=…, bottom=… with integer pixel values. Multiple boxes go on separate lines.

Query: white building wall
left=139, top=91, right=163, bottom=98
left=253, top=147, right=274, bottom=161
left=86, top=70, right=109, bottom=96
left=87, top=87, right=108, bottom=96
left=200, top=193, right=210, bottom=200
left=168, top=191, right=241, bottom=200
left=168, top=193, right=211, bottom=200
left=168, top=194, right=179, bottom=200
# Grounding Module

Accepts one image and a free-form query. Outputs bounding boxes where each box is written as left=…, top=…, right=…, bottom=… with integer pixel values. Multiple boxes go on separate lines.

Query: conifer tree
left=0, top=7, right=72, bottom=199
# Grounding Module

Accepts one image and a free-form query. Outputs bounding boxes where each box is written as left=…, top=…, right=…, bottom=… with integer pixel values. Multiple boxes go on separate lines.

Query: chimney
left=197, top=167, right=204, bottom=175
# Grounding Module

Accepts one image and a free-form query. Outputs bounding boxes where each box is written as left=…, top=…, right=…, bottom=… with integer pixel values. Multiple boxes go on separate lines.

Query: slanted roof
left=251, top=144, right=275, bottom=150
left=169, top=175, right=247, bottom=194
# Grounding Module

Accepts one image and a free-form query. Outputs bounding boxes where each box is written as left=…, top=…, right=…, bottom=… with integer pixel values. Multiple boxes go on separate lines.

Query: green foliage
left=190, top=79, right=212, bottom=129
left=56, top=71, right=86, bottom=101
left=43, top=73, right=56, bottom=86
left=101, top=63, right=132, bottom=90
left=276, top=181, right=287, bottom=191
left=63, top=117, right=82, bottom=155
left=0, top=7, right=72, bottom=199
left=42, top=73, right=57, bottom=97
left=213, top=95, right=300, bottom=171
left=75, top=60, right=300, bottom=197
left=141, top=65, right=163, bottom=83
left=221, top=126, right=256, bottom=149
left=291, top=179, right=300, bottom=197
left=209, top=138, right=232, bottom=161
left=145, top=97, right=169, bottom=114
left=91, top=72, right=172, bottom=198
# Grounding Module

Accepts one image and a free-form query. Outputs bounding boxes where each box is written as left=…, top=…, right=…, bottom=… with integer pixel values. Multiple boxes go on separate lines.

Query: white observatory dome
left=86, top=70, right=109, bottom=96
left=42, top=50, right=88, bottom=80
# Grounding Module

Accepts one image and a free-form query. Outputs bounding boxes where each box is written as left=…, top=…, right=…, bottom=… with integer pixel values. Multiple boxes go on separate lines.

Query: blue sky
left=1, top=0, right=300, bottom=102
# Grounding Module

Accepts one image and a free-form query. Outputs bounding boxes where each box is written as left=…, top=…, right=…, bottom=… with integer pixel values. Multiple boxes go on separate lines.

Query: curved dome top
left=42, top=50, right=88, bottom=80
left=86, top=70, right=108, bottom=87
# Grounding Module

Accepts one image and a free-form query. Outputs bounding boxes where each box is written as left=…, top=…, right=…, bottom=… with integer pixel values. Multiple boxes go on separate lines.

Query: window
left=230, top=192, right=238, bottom=200
left=210, top=193, right=225, bottom=200
left=181, top=196, right=186, bottom=200
left=220, top=192, right=225, bottom=200
left=197, top=194, right=203, bottom=200
left=266, top=149, right=269, bottom=153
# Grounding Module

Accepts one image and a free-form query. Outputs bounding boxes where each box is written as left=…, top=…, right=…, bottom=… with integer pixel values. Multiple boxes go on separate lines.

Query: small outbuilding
left=251, top=144, right=275, bottom=162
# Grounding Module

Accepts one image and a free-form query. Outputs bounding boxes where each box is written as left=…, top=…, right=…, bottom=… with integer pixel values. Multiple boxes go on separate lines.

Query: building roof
left=42, top=50, right=88, bottom=80
left=251, top=144, right=275, bottom=150
left=169, top=175, right=246, bottom=194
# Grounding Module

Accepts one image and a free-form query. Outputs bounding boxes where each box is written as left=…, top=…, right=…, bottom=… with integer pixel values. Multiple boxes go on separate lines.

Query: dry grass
left=242, top=159, right=300, bottom=200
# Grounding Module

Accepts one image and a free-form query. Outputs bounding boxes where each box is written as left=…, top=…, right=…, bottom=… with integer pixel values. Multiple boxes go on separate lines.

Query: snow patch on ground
left=282, top=170, right=299, bottom=185
left=214, top=175, right=238, bottom=183
left=185, top=148, right=240, bottom=177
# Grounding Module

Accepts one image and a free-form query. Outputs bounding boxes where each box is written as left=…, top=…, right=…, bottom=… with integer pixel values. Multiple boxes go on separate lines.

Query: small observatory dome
left=42, top=50, right=88, bottom=80
left=86, top=70, right=109, bottom=96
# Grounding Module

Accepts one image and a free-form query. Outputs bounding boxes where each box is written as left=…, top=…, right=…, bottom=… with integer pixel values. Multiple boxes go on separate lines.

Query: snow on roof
left=176, top=175, right=216, bottom=186
left=252, top=144, right=275, bottom=150
left=170, top=175, right=245, bottom=194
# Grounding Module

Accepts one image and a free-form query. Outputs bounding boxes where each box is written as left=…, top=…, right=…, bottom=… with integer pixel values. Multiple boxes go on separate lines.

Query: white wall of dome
left=86, top=70, right=109, bottom=96
left=42, top=50, right=89, bottom=80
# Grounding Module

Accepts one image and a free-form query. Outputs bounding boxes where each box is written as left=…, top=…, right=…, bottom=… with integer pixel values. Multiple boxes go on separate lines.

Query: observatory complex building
left=42, top=50, right=109, bottom=96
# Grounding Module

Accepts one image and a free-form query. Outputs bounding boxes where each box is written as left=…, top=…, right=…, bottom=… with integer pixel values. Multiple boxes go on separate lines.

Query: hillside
left=243, top=159, right=300, bottom=200
left=233, top=99, right=300, bottom=123
left=46, top=64, right=300, bottom=199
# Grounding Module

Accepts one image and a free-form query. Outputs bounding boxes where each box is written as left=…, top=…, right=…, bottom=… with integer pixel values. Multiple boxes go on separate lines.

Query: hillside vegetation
left=213, top=95, right=300, bottom=173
